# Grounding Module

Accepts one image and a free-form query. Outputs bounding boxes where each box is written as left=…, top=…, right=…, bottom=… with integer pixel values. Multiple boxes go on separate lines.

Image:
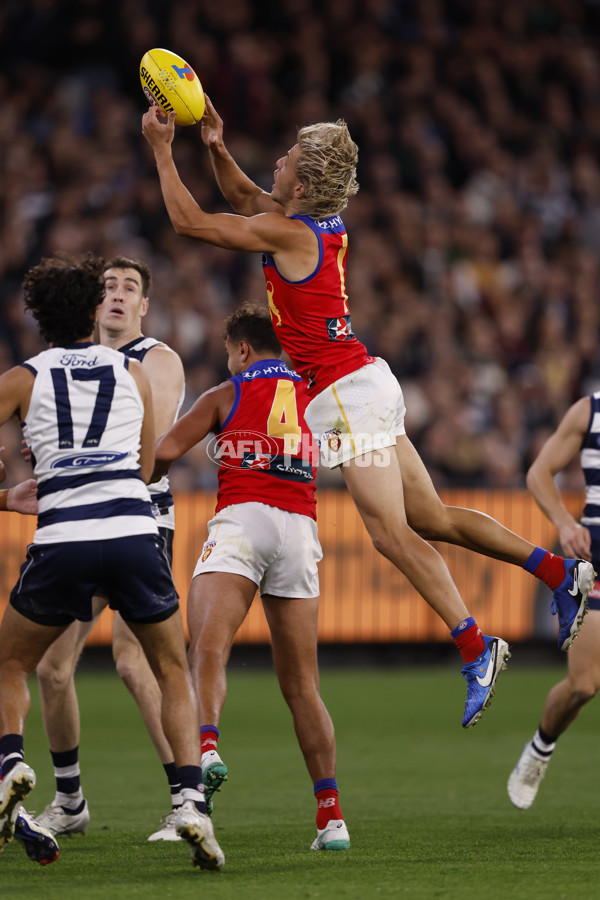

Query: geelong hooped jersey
left=119, top=335, right=184, bottom=530
left=581, top=392, right=600, bottom=525
left=262, top=213, right=374, bottom=398
left=22, top=342, right=157, bottom=543
left=215, top=359, right=317, bottom=519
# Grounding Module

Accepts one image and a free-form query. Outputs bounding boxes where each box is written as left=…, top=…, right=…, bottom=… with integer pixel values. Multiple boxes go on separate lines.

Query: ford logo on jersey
left=52, top=451, right=129, bottom=468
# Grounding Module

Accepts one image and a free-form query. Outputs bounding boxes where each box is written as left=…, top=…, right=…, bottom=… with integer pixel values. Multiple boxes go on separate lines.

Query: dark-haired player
left=142, top=99, right=594, bottom=728
left=153, top=304, right=350, bottom=851
left=32, top=257, right=187, bottom=842
left=0, top=254, right=223, bottom=870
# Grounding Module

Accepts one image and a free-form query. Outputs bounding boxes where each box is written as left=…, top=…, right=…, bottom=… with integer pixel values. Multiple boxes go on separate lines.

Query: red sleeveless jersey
left=214, top=359, right=317, bottom=519
left=262, top=213, right=374, bottom=398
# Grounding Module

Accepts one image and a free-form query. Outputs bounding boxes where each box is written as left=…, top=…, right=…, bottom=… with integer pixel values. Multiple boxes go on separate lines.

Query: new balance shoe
left=175, top=800, right=225, bottom=870
left=201, top=750, right=228, bottom=816
left=0, top=762, right=36, bottom=850
left=35, top=799, right=90, bottom=836
left=461, top=636, right=510, bottom=728
left=551, top=559, right=595, bottom=651
left=310, top=818, right=350, bottom=851
left=147, top=808, right=183, bottom=842
left=507, top=741, right=549, bottom=809
left=14, top=807, right=60, bottom=865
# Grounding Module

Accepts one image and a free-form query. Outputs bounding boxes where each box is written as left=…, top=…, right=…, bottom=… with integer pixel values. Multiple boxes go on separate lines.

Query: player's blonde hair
left=294, top=120, right=359, bottom=220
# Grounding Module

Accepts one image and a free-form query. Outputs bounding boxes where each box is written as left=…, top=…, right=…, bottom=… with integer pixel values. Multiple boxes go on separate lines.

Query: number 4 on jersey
left=267, top=380, right=301, bottom=454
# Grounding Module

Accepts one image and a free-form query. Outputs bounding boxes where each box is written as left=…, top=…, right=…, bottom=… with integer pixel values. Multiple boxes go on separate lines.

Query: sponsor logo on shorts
left=323, top=428, right=342, bottom=452
left=326, top=315, right=354, bottom=342
left=201, top=541, right=216, bottom=562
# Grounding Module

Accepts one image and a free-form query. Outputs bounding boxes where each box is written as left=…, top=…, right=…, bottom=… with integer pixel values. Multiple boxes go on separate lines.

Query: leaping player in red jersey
left=152, top=305, right=350, bottom=851
left=142, top=100, right=595, bottom=729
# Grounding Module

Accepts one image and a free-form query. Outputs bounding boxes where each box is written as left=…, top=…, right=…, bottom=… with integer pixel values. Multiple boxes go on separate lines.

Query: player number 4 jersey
left=214, top=359, right=317, bottom=519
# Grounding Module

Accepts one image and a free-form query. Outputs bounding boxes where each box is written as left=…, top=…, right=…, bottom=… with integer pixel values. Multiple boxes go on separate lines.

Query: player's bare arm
left=142, top=106, right=318, bottom=279
left=526, top=397, right=592, bottom=560
left=129, top=359, right=156, bottom=484
left=201, top=95, right=282, bottom=217
left=153, top=380, right=235, bottom=480
left=0, top=365, right=35, bottom=424
left=142, top=344, right=185, bottom=436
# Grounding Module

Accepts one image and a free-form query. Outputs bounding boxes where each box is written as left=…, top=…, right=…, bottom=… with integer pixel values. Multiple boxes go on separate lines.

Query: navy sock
left=0, top=734, right=24, bottom=777
left=163, top=761, right=182, bottom=808
left=178, top=765, right=207, bottom=814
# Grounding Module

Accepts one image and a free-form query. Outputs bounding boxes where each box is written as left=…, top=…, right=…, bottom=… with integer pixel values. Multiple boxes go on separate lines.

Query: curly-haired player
left=0, top=254, right=223, bottom=870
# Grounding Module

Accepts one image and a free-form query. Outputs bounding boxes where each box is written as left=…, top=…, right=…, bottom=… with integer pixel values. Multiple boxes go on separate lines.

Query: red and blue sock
left=314, top=778, right=343, bottom=829
left=200, top=724, right=220, bottom=756
left=451, top=617, right=485, bottom=663
left=523, top=548, right=567, bottom=590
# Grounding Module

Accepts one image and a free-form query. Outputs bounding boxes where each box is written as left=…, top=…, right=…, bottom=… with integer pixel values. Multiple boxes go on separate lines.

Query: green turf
left=4, top=661, right=600, bottom=899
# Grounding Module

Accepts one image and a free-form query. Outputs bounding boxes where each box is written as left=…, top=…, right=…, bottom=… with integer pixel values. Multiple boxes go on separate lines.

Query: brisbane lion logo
left=201, top=541, right=216, bottom=562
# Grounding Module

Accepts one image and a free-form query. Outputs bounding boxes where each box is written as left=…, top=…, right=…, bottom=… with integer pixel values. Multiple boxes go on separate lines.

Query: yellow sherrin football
left=140, top=48, right=205, bottom=126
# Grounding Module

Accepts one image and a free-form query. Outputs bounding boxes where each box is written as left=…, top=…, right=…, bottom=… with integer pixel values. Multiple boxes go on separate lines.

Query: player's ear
left=140, top=296, right=149, bottom=318
left=240, top=339, right=250, bottom=361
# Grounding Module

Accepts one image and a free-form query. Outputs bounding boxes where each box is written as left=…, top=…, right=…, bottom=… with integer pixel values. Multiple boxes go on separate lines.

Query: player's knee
left=569, top=677, right=599, bottom=707
left=36, top=655, right=75, bottom=693
left=278, top=673, right=319, bottom=707
left=188, top=639, right=227, bottom=670
left=408, top=506, right=450, bottom=542
left=114, top=644, right=144, bottom=687
left=369, top=524, right=415, bottom=561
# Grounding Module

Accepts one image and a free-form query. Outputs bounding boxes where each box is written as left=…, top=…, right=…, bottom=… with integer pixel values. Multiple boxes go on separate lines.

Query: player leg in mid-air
left=142, top=100, right=594, bottom=727
left=508, top=395, right=600, bottom=808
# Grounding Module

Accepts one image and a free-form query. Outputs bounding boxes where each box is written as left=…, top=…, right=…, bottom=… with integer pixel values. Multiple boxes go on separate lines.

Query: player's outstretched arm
left=153, top=381, right=234, bottom=481
left=143, top=106, right=295, bottom=254
left=526, top=396, right=592, bottom=560
left=202, top=95, right=282, bottom=217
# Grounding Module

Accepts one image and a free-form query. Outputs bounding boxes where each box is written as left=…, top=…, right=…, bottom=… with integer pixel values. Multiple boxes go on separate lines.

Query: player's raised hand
left=201, top=95, right=224, bottom=150
left=142, top=106, right=176, bottom=150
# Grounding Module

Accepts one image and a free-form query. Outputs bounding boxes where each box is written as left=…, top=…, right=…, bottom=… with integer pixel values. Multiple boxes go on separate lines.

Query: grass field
left=3, top=658, right=600, bottom=900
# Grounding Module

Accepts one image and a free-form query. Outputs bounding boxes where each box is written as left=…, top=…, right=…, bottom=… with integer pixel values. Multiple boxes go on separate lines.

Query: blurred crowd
left=1, top=0, right=600, bottom=491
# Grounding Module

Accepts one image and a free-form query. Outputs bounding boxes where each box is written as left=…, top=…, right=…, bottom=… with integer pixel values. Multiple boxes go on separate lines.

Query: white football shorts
left=305, top=357, right=406, bottom=468
left=193, top=501, right=322, bottom=598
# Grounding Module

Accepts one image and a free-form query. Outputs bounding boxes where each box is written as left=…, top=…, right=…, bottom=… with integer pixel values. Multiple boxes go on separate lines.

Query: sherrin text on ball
left=140, top=48, right=205, bottom=126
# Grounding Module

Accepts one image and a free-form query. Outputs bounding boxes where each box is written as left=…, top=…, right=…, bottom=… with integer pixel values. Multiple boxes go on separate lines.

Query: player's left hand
left=142, top=106, right=176, bottom=149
